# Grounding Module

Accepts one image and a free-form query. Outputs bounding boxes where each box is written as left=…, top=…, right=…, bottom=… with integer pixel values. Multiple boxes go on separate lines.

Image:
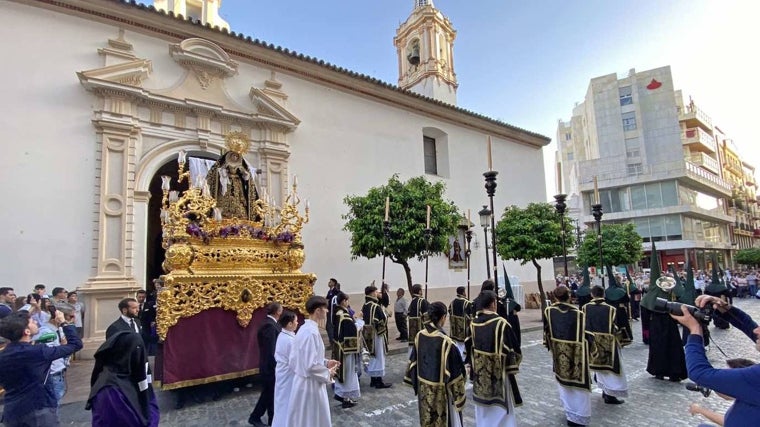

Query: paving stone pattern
left=33, top=300, right=760, bottom=426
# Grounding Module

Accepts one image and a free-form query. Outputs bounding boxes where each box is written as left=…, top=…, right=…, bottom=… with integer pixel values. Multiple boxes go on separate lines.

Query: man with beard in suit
left=106, top=298, right=140, bottom=338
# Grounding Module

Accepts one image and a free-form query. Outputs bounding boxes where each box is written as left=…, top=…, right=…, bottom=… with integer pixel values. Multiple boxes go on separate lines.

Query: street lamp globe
left=478, top=205, right=492, bottom=229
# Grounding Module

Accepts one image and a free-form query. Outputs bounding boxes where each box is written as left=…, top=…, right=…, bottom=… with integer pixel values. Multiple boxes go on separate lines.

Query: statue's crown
left=225, top=131, right=250, bottom=155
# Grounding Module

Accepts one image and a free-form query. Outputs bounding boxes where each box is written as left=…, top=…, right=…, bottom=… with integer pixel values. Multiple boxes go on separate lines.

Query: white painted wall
left=0, top=1, right=550, bottom=298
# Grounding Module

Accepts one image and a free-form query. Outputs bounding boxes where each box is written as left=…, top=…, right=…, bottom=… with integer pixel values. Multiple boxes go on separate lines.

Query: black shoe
left=669, top=377, right=683, bottom=382
left=374, top=380, right=392, bottom=389
left=248, top=418, right=267, bottom=427
left=567, top=421, right=584, bottom=427
left=369, top=377, right=378, bottom=387
left=341, top=399, right=357, bottom=409
left=602, top=392, right=624, bottom=404
left=333, top=395, right=344, bottom=403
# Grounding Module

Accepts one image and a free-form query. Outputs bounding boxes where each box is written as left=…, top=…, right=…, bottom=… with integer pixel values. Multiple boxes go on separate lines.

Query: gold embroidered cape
left=582, top=298, right=623, bottom=374
left=407, top=295, right=430, bottom=345
left=404, top=323, right=466, bottom=427
left=361, top=295, right=387, bottom=356
left=331, top=307, right=360, bottom=383
left=448, top=295, right=472, bottom=343
left=544, top=302, right=591, bottom=391
left=465, top=312, right=522, bottom=410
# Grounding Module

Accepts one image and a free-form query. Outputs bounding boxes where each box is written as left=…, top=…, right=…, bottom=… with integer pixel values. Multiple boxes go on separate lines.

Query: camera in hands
left=653, top=297, right=714, bottom=323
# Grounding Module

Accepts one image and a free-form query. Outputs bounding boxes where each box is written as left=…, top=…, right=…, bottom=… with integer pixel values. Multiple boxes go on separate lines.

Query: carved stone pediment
left=249, top=88, right=301, bottom=126
left=170, top=38, right=238, bottom=89
left=78, top=60, right=153, bottom=87
left=79, top=29, right=152, bottom=87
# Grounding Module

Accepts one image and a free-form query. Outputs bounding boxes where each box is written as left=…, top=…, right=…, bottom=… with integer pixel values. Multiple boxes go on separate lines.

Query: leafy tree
left=494, top=202, right=575, bottom=311
left=342, top=175, right=460, bottom=292
left=736, top=248, right=760, bottom=267
left=577, top=222, right=643, bottom=272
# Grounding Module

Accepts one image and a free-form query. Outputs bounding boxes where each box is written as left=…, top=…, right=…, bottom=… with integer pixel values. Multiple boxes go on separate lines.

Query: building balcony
left=746, top=175, right=757, bottom=187
left=684, top=161, right=732, bottom=196
left=682, top=127, right=717, bottom=153
left=679, top=104, right=713, bottom=132
left=688, top=152, right=720, bottom=174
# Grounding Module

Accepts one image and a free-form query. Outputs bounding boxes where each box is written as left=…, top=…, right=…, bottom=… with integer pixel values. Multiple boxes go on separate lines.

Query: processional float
left=156, top=132, right=315, bottom=390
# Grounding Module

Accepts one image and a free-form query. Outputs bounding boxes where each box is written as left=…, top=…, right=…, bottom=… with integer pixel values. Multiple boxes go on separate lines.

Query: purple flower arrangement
left=185, top=222, right=295, bottom=244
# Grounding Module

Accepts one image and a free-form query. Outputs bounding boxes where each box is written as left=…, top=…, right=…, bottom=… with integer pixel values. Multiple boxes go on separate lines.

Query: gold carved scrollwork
left=157, top=272, right=316, bottom=340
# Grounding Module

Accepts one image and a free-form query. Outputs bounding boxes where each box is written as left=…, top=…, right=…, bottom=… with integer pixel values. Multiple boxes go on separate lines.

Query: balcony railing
left=685, top=161, right=732, bottom=193
left=689, top=152, right=720, bottom=174
left=678, top=103, right=713, bottom=130
left=682, top=127, right=717, bottom=153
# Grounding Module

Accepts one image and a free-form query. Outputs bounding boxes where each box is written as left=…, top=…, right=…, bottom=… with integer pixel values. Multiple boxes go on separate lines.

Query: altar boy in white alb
left=285, top=297, right=340, bottom=427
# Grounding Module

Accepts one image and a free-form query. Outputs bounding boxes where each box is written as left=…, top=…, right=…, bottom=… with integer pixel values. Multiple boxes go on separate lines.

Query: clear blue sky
left=146, top=1, right=760, bottom=197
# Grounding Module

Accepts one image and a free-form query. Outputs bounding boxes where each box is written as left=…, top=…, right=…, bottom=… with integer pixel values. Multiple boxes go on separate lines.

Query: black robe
left=465, top=312, right=522, bottom=410
left=604, top=294, right=633, bottom=347
left=544, top=302, right=591, bottom=391
left=645, top=311, right=687, bottom=380
left=332, top=307, right=360, bottom=383
left=447, top=295, right=472, bottom=343
left=583, top=299, right=624, bottom=374
left=407, top=295, right=430, bottom=345
left=404, top=322, right=466, bottom=427
left=361, top=296, right=388, bottom=356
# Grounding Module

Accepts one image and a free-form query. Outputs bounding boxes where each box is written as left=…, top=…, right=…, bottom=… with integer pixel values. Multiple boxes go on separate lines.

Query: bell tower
left=154, top=0, right=230, bottom=31
left=394, top=0, right=458, bottom=105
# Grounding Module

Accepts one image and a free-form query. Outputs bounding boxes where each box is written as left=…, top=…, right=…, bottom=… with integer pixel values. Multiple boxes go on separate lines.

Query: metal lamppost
left=591, top=202, right=605, bottom=288
left=484, top=171, right=499, bottom=292
left=554, top=194, right=569, bottom=283
left=424, top=226, right=432, bottom=299
left=478, top=205, right=492, bottom=279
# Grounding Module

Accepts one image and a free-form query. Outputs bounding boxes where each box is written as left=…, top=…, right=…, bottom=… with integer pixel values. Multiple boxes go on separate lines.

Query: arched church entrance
left=145, top=153, right=217, bottom=294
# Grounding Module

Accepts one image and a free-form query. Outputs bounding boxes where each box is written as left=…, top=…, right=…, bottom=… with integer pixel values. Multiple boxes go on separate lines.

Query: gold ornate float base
left=157, top=272, right=316, bottom=340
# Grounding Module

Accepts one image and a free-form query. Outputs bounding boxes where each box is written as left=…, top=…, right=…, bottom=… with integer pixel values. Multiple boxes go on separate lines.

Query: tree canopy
left=577, top=222, right=643, bottom=268
left=494, top=202, right=575, bottom=311
left=342, top=175, right=460, bottom=291
left=735, top=248, right=760, bottom=267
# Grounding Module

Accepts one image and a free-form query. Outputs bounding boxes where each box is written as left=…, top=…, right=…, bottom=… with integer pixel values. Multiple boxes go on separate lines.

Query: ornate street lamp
left=591, top=202, right=605, bottom=288
left=479, top=205, right=492, bottom=279
left=554, top=194, right=569, bottom=284
left=484, top=171, right=499, bottom=292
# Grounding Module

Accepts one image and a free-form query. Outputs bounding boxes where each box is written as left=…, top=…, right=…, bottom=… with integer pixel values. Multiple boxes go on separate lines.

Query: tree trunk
left=393, top=258, right=414, bottom=294
left=532, top=258, right=547, bottom=312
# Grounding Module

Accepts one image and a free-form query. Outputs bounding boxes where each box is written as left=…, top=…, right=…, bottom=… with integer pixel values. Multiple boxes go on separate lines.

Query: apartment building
left=556, top=66, right=758, bottom=270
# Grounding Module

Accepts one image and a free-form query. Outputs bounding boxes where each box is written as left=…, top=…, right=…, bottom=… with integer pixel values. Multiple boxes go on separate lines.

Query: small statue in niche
left=206, top=132, right=260, bottom=220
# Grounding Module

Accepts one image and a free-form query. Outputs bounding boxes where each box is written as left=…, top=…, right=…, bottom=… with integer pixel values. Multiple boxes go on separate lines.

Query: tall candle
left=593, top=176, right=600, bottom=204
left=178, top=150, right=186, bottom=165
left=384, top=197, right=390, bottom=221
left=467, top=209, right=471, bottom=226
left=426, top=205, right=431, bottom=228
left=293, top=175, right=298, bottom=187
left=487, top=136, right=493, bottom=171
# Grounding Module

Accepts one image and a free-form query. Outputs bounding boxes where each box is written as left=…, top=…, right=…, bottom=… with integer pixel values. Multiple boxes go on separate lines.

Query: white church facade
left=1, top=0, right=550, bottom=355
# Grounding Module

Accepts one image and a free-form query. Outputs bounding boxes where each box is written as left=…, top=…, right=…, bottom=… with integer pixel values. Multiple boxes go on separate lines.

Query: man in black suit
left=106, top=298, right=140, bottom=339
left=136, top=290, right=157, bottom=356
left=248, top=302, right=283, bottom=427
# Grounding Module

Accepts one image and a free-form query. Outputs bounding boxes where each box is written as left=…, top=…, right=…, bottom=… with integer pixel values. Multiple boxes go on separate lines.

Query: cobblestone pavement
left=49, top=299, right=760, bottom=426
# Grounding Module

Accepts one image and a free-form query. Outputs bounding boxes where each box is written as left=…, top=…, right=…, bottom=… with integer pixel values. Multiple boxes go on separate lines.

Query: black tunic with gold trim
left=543, top=302, right=591, bottom=391
left=465, top=312, right=522, bottom=410
left=448, top=296, right=472, bottom=343
left=404, top=322, right=466, bottom=427
left=408, top=295, right=430, bottom=345
left=332, top=307, right=360, bottom=383
left=603, top=292, right=633, bottom=347
left=582, top=298, right=623, bottom=374
left=361, top=295, right=388, bottom=356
